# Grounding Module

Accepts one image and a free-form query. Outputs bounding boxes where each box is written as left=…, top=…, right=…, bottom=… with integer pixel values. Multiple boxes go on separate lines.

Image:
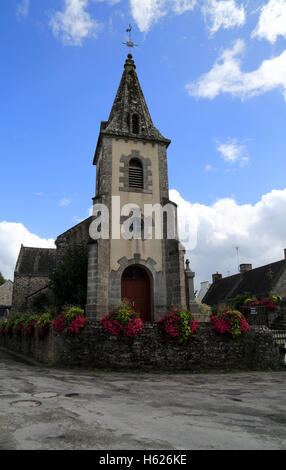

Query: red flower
left=101, top=316, right=123, bottom=337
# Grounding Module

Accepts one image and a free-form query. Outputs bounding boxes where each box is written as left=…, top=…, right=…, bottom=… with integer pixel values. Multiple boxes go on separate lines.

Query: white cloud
left=59, top=197, right=71, bottom=207
left=172, top=0, right=197, bottom=14
left=186, top=39, right=286, bottom=101
left=49, top=0, right=101, bottom=46
left=129, top=0, right=197, bottom=33
left=130, top=0, right=245, bottom=33
left=170, top=188, right=286, bottom=289
left=130, top=0, right=168, bottom=33
left=0, top=222, right=55, bottom=280
left=216, top=138, right=249, bottom=166
left=252, top=0, right=286, bottom=43
left=16, top=0, right=30, bottom=18
left=201, top=0, right=245, bottom=35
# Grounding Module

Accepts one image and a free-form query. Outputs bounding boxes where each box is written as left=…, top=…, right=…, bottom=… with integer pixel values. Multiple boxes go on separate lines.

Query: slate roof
left=0, top=280, right=13, bottom=307
left=202, top=259, right=286, bottom=306
left=15, top=246, right=56, bottom=276
left=94, top=54, right=170, bottom=164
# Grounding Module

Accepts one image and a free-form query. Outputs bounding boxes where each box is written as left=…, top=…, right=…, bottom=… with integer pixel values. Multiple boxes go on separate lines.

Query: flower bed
left=101, top=301, right=143, bottom=338
left=210, top=309, right=249, bottom=337
left=157, top=309, right=199, bottom=343
left=51, top=307, right=88, bottom=335
left=0, top=307, right=88, bottom=340
left=243, top=295, right=278, bottom=310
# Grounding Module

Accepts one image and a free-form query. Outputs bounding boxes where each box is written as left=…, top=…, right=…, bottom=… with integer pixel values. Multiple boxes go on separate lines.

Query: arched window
left=132, top=114, right=140, bottom=134
left=129, top=158, right=143, bottom=189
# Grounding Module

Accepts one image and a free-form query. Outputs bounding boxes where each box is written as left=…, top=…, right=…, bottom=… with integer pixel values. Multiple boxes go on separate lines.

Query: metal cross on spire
left=122, top=24, right=138, bottom=52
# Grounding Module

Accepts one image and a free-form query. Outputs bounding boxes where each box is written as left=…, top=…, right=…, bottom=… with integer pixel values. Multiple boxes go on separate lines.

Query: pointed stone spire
left=94, top=54, right=170, bottom=163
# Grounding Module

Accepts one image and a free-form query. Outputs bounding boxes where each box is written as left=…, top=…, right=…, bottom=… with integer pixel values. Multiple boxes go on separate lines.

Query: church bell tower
left=86, top=53, right=187, bottom=321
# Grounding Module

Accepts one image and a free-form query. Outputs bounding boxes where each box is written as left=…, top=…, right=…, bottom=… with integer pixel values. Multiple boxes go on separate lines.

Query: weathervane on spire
left=122, top=24, right=138, bottom=53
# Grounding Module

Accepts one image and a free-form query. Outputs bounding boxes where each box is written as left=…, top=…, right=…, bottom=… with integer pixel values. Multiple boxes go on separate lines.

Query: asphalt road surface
left=0, top=349, right=285, bottom=450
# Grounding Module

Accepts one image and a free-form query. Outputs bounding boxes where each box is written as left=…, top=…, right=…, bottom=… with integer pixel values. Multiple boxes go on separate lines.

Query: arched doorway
left=121, top=265, right=151, bottom=321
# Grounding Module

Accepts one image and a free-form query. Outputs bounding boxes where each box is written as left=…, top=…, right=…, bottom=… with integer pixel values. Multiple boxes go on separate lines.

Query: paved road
left=0, top=349, right=285, bottom=450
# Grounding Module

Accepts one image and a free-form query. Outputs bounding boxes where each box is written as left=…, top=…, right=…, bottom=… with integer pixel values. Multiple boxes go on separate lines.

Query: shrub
left=210, top=309, right=249, bottom=337
left=157, top=308, right=199, bottom=343
left=35, top=313, right=52, bottom=339
left=13, top=317, right=25, bottom=336
left=51, top=306, right=87, bottom=335
left=101, top=300, right=143, bottom=338
left=0, top=318, right=6, bottom=334
left=4, top=317, right=15, bottom=336
left=22, top=315, right=38, bottom=338
left=243, top=295, right=278, bottom=310
left=49, top=245, right=88, bottom=309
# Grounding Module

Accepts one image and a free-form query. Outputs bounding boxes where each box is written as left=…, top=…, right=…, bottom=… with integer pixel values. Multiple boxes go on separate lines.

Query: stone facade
left=0, top=324, right=282, bottom=371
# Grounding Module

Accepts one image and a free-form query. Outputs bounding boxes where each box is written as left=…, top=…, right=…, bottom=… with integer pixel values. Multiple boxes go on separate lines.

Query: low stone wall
left=0, top=324, right=283, bottom=371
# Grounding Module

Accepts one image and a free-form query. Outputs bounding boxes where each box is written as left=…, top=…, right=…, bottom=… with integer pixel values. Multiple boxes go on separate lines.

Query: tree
left=0, top=272, right=6, bottom=286
left=49, top=245, right=88, bottom=309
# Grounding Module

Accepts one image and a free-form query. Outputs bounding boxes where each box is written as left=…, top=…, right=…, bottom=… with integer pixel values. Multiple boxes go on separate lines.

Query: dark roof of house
left=202, top=259, right=286, bottom=306
left=15, top=246, right=56, bottom=276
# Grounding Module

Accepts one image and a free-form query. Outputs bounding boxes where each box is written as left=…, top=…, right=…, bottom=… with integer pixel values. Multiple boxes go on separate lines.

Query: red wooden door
left=121, top=266, right=151, bottom=322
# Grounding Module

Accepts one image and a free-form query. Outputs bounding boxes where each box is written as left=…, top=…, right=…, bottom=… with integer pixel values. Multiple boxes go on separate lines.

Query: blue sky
left=1, top=0, right=286, bottom=288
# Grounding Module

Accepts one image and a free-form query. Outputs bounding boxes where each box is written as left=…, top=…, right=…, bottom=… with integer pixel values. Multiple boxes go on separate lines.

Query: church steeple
left=93, top=54, right=170, bottom=164
left=87, top=48, right=187, bottom=323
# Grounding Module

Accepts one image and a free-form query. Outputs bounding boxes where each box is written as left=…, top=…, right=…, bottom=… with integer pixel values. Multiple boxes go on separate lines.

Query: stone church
left=12, top=53, right=197, bottom=320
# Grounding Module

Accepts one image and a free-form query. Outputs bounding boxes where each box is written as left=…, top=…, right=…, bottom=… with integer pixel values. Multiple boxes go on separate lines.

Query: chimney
left=239, top=264, right=252, bottom=274
left=212, top=272, right=222, bottom=283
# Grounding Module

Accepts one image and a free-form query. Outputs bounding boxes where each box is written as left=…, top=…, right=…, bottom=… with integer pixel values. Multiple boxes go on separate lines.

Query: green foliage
left=13, top=316, right=25, bottom=332
left=114, top=300, right=140, bottom=325
left=0, top=318, right=6, bottom=332
left=64, top=306, right=84, bottom=322
left=157, top=308, right=199, bottom=344
left=49, top=245, right=88, bottom=309
left=177, top=309, right=193, bottom=343
left=34, top=312, right=51, bottom=331
left=0, top=272, right=6, bottom=286
left=229, top=293, right=252, bottom=310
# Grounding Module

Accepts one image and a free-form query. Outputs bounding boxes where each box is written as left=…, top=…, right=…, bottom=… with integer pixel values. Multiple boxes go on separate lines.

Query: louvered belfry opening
left=129, top=158, right=143, bottom=189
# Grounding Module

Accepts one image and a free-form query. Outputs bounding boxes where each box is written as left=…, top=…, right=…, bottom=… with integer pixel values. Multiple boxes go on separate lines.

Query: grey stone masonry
left=93, top=54, right=170, bottom=166
left=185, top=260, right=200, bottom=314
left=0, top=324, right=282, bottom=372
left=86, top=241, right=98, bottom=322
left=158, top=144, right=169, bottom=201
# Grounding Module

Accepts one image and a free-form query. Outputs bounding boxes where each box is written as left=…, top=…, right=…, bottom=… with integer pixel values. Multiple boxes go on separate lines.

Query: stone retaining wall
left=0, top=324, right=282, bottom=371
